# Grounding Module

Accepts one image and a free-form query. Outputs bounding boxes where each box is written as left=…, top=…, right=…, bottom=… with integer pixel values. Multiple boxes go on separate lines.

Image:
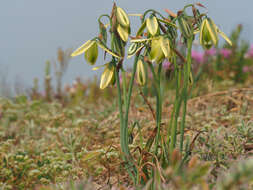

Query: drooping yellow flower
left=146, top=16, right=158, bottom=36
left=200, top=18, right=232, bottom=49
left=136, top=59, right=146, bottom=86
left=100, top=63, right=115, bottom=89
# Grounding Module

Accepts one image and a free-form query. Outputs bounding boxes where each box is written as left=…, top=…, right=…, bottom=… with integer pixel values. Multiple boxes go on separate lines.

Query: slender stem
left=124, top=55, right=139, bottom=144
left=154, top=63, right=162, bottom=154
left=179, top=36, right=193, bottom=152
left=122, top=55, right=140, bottom=180
left=115, top=64, right=136, bottom=183
left=142, top=9, right=165, bottom=22
left=98, top=14, right=112, bottom=27
left=169, top=87, right=182, bottom=151
left=169, top=63, right=183, bottom=152
left=111, top=28, right=136, bottom=181
left=115, top=63, right=125, bottom=152
left=122, top=70, right=127, bottom=109
left=168, top=56, right=179, bottom=143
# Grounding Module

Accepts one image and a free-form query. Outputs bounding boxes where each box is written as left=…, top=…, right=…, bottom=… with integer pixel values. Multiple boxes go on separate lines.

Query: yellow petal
left=71, top=40, right=95, bottom=57
left=160, top=37, right=170, bottom=58
left=128, top=42, right=138, bottom=56
left=150, top=38, right=164, bottom=63
left=100, top=65, right=114, bottom=89
left=128, top=13, right=142, bottom=17
left=127, top=44, right=144, bottom=59
left=97, top=42, right=121, bottom=59
left=199, top=20, right=205, bottom=46
left=217, top=28, right=232, bottom=46
left=130, top=37, right=155, bottom=43
left=146, top=16, right=158, bottom=36
left=92, top=63, right=108, bottom=71
left=117, top=24, right=129, bottom=42
left=137, top=59, right=146, bottom=85
left=206, top=18, right=218, bottom=46
left=116, top=7, right=130, bottom=27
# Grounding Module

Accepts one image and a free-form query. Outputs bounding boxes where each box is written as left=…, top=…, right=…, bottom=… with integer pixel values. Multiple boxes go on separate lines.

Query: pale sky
left=0, top=0, right=252, bottom=89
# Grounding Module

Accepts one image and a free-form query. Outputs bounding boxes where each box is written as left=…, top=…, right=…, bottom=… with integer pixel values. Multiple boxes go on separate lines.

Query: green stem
left=168, top=56, right=179, bottom=143
left=115, top=63, right=125, bottom=154
left=98, top=14, right=112, bottom=26
left=179, top=36, right=193, bottom=152
left=115, top=62, right=136, bottom=183
left=141, top=9, right=166, bottom=23
left=122, top=70, right=127, bottom=110
left=169, top=88, right=182, bottom=151
left=154, top=63, right=163, bottom=155
left=122, top=55, right=140, bottom=179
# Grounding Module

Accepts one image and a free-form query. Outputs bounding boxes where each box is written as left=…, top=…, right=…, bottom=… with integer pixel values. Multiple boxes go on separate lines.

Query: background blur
left=0, top=0, right=252, bottom=88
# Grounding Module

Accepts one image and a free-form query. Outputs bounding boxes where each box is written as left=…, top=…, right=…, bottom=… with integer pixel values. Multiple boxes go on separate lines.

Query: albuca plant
left=71, top=3, right=232, bottom=186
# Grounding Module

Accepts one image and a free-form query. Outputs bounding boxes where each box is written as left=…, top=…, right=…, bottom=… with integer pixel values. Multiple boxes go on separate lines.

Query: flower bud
left=136, top=59, right=146, bottom=85
left=199, top=18, right=218, bottom=49
left=146, top=16, right=158, bottom=36
left=116, top=7, right=130, bottom=28
left=100, top=63, right=115, bottom=89
left=178, top=16, right=193, bottom=39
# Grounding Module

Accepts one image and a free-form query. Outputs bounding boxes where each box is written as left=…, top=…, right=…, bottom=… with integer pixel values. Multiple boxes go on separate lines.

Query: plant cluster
left=71, top=3, right=232, bottom=186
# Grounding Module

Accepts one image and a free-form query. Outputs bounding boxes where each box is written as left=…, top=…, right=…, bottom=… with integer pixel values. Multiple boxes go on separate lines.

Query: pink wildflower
left=242, top=66, right=249, bottom=73
left=205, top=48, right=216, bottom=56
left=220, top=48, right=232, bottom=58
left=163, top=61, right=172, bottom=70
left=245, top=44, right=253, bottom=58
left=191, top=50, right=204, bottom=63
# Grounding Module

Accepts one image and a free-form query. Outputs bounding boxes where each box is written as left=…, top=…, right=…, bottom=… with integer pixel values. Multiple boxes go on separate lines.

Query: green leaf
left=157, top=18, right=178, bottom=28
left=136, top=20, right=147, bottom=36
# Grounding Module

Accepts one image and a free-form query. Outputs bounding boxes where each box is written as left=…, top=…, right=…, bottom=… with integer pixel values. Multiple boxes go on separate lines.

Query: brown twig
left=139, top=89, right=156, bottom=121
left=171, top=47, right=187, bottom=63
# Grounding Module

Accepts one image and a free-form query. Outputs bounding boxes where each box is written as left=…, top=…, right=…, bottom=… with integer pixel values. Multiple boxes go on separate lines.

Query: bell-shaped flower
left=93, top=62, right=115, bottom=89
left=116, top=7, right=130, bottom=28
left=136, top=59, right=146, bottom=85
left=71, top=39, right=121, bottom=64
left=116, top=6, right=130, bottom=42
left=149, top=36, right=171, bottom=64
left=200, top=18, right=232, bottom=49
left=146, top=16, right=159, bottom=36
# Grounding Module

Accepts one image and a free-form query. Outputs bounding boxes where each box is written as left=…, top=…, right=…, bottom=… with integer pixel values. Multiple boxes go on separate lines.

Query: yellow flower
left=200, top=18, right=232, bottom=49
